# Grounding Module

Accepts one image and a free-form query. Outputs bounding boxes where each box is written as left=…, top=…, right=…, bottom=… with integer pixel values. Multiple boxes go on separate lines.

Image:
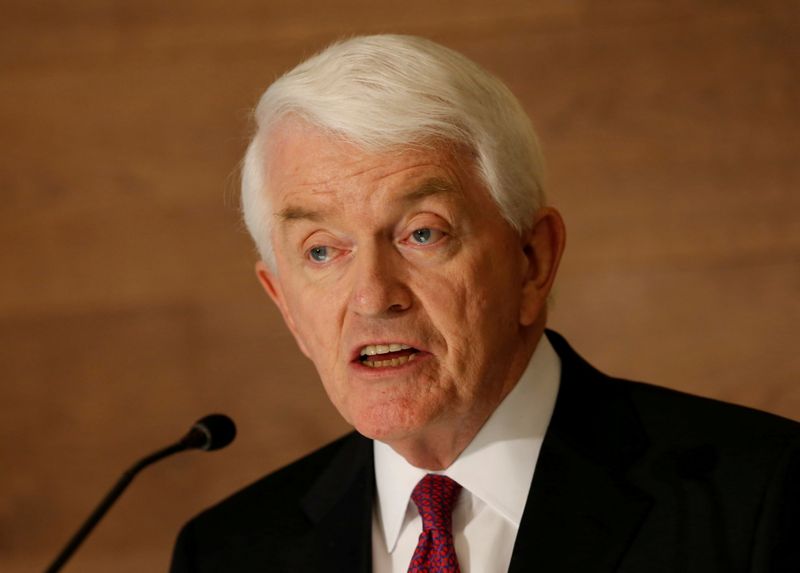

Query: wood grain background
left=1, top=1, right=797, bottom=571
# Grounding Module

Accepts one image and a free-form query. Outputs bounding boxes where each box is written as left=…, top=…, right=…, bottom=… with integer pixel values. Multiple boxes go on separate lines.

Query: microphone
left=179, top=413, right=237, bottom=451
left=45, top=414, right=236, bottom=573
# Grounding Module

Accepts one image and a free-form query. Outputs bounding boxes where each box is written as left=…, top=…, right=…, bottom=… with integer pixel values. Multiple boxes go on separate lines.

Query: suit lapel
left=300, top=432, right=374, bottom=573
left=509, top=332, right=653, bottom=572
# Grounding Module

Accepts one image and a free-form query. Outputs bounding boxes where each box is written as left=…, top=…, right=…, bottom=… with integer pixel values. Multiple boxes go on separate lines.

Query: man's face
left=257, top=120, right=547, bottom=449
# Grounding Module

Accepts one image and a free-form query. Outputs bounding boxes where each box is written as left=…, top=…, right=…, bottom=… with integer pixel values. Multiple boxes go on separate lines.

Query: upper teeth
left=360, top=343, right=411, bottom=356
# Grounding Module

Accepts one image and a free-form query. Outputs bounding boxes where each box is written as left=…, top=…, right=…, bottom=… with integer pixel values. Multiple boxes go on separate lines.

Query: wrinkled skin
left=256, top=119, right=565, bottom=469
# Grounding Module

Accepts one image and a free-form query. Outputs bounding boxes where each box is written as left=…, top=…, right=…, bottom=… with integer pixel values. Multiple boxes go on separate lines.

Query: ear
left=255, top=260, right=311, bottom=357
left=518, top=207, right=566, bottom=326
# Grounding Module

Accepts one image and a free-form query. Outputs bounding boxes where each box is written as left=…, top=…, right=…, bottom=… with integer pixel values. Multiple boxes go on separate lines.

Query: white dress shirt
left=371, top=337, right=561, bottom=573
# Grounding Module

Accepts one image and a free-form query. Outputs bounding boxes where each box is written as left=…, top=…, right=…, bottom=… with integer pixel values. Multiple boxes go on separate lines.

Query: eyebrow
left=275, top=204, right=323, bottom=223
left=274, top=177, right=458, bottom=224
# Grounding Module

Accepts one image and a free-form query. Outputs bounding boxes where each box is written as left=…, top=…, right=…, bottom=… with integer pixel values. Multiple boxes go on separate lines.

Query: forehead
left=262, top=120, right=481, bottom=212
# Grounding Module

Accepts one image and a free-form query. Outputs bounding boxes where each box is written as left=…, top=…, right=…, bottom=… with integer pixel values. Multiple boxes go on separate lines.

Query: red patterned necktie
left=407, top=474, right=462, bottom=573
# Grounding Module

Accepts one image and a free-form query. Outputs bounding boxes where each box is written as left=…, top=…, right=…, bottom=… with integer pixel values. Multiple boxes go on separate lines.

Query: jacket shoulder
left=624, top=377, right=800, bottom=445
left=170, top=431, right=370, bottom=572
left=546, top=329, right=800, bottom=448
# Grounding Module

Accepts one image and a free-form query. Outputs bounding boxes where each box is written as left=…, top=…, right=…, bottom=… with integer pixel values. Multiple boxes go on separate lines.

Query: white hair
left=241, top=34, right=546, bottom=268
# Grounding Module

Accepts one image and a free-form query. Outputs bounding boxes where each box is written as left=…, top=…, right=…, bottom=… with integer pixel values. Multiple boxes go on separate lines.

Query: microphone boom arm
left=45, top=440, right=188, bottom=573
left=44, top=414, right=235, bottom=573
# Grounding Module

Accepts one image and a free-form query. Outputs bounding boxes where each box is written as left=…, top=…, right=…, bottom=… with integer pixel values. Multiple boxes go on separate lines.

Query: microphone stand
left=43, top=415, right=234, bottom=573
left=45, top=440, right=189, bottom=573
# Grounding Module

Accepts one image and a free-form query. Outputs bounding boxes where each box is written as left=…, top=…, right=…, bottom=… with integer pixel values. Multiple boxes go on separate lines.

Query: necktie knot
left=411, top=474, right=462, bottom=532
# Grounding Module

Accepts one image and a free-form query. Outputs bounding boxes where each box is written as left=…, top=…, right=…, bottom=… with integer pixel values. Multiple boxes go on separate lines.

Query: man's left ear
left=518, top=207, right=566, bottom=326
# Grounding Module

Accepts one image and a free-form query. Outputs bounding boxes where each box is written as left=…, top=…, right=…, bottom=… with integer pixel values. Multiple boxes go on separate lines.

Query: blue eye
left=308, top=246, right=329, bottom=262
left=411, top=228, right=433, bottom=244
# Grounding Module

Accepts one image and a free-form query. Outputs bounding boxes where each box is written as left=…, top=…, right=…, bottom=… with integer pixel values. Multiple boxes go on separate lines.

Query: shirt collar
left=373, top=336, right=561, bottom=553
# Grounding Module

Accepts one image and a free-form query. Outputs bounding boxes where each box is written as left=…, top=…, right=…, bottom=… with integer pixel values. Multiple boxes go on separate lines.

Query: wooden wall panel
left=1, top=1, right=797, bottom=571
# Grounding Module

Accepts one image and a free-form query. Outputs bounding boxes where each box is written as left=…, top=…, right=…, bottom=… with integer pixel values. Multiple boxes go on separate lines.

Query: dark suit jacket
left=171, top=331, right=800, bottom=572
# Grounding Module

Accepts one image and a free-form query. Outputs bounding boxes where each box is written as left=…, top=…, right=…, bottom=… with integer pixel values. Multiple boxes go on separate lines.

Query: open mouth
left=358, top=343, right=420, bottom=368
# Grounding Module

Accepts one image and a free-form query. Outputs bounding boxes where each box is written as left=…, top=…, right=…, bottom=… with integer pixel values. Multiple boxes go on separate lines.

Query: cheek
left=289, top=301, right=351, bottom=413
left=419, top=271, right=488, bottom=365
left=441, top=257, right=521, bottom=355
left=284, top=284, right=342, bottom=363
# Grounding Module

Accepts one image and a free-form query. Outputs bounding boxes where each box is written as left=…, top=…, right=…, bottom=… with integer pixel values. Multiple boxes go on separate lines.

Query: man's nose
left=348, top=245, right=413, bottom=317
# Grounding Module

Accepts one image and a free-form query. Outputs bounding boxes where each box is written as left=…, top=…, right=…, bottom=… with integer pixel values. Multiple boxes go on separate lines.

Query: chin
left=349, top=403, right=432, bottom=444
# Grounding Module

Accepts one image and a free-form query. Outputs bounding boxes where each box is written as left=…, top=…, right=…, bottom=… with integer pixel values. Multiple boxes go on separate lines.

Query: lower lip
left=349, top=352, right=430, bottom=377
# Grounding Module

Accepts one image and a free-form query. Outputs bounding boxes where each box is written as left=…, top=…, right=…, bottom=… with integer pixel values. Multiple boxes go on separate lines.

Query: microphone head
left=182, top=414, right=237, bottom=451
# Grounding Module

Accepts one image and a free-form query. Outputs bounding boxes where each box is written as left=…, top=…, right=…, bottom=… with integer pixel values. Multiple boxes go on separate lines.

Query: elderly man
left=171, top=35, right=799, bottom=572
